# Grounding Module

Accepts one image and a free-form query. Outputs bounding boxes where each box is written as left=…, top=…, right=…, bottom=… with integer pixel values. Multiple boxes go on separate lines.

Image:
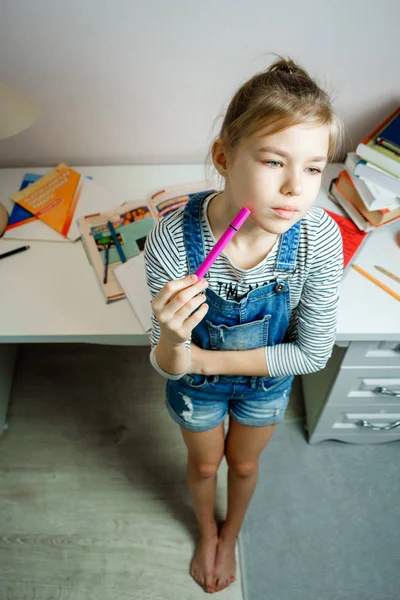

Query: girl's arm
left=193, top=214, right=344, bottom=378
left=190, top=342, right=270, bottom=376
left=144, top=220, right=194, bottom=378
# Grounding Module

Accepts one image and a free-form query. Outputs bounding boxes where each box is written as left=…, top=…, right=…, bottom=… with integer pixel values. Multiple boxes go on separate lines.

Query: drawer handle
left=356, top=420, right=400, bottom=431
left=373, top=386, right=400, bottom=398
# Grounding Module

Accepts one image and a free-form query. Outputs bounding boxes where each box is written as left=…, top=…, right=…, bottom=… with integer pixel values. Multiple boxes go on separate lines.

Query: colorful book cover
left=363, top=106, right=400, bottom=160
left=10, top=163, right=116, bottom=241
left=6, top=173, right=43, bottom=230
left=6, top=173, right=94, bottom=232
left=356, top=107, right=400, bottom=178
left=376, top=112, right=400, bottom=153
left=148, top=180, right=217, bottom=221
left=77, top=201, right=156, bottom=302
left=78, top=181, right=218, bottom=303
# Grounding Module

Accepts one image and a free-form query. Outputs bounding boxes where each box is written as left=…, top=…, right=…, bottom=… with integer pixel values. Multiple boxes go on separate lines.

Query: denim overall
left=165, top=192, right=301, bottom=432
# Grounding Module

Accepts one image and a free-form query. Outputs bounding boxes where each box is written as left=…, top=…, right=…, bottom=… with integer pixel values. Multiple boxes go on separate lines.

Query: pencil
left=352, top=264, right=400, bottom=302
left=374, top=265, right=400, bottom=285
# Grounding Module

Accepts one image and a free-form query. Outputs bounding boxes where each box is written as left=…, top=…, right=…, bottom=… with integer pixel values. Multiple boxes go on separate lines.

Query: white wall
left=0, top=0, right=398, bottom=167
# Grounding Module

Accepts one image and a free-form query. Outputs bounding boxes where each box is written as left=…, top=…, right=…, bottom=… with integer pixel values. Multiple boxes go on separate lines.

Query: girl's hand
left=151, top=274, right=209, bottom=347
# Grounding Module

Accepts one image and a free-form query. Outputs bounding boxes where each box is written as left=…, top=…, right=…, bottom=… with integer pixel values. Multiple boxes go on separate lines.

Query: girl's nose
left=281, top=173, right=302, bottom=196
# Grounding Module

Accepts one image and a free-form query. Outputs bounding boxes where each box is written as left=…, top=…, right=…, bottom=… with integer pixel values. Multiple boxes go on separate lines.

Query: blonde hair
left=207, top=54, right=344, bottom=174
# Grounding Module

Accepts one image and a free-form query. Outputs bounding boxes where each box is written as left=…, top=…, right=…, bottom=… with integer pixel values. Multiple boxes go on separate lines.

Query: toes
left=205, top=584, right=216, bottom=593
left=190, top=569, right=204, bottom=589
left=215, top=579, right=226, bottom=592
left=215, top=578, right=233, bottom=591
left=205, top=575, right=216, bottom=593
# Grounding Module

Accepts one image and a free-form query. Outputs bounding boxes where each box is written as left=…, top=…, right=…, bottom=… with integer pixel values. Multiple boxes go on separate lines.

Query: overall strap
left=182, top=191, right=216, bottom=274
left=273, top=220, right=301, bottom=275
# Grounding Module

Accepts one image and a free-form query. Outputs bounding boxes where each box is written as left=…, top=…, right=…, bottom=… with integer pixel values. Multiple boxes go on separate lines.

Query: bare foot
left=214, top=534, right=237, bottom=592
left=190, top=534, right=219, bottom=593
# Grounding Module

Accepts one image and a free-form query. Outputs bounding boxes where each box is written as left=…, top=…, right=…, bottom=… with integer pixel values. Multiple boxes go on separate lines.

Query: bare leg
left=187, top=459, right=219, bottom=538
left=214, top=464, right=259, bottom=592
left=214, top=419, right=276, bottom=592
left=220, top=462, right=259, bottom=541
left=180, top=424, right=225, bottom=594
left=187, top=460, right=219, bottom=593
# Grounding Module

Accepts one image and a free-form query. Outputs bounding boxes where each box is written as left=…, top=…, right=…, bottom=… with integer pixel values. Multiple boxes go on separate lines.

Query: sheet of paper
left=115, top=253, right=152, bottom=332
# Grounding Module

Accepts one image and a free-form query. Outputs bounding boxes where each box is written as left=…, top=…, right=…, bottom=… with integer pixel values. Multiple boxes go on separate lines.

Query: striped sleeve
left=265, top=211, right=344, bottom=377
left=143, top=214, right=192, bottom=352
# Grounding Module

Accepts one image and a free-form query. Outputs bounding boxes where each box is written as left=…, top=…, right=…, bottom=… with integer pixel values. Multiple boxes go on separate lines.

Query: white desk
left=1, top=164, right=399, bottom=442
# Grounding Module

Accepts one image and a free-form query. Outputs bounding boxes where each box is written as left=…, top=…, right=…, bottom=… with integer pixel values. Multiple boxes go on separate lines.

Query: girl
left=144, top=54, right=344, bottom=594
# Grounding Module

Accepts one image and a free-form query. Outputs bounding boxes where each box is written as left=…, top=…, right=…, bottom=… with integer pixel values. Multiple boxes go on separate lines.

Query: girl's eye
left=264, top=160, right=282, bottom=168
left=263, top=161, right=321, bottom=175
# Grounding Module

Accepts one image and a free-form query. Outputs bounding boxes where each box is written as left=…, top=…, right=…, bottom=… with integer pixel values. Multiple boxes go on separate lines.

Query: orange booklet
left=10, top=163, right=117, bottom=241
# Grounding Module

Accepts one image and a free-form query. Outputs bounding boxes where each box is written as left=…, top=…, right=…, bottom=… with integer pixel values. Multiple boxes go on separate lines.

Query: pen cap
left=231, top=207, right=251, bottom=230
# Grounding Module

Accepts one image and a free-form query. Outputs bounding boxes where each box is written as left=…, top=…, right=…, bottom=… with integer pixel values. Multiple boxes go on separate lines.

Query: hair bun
left=279, top=65, right=294, bottom=74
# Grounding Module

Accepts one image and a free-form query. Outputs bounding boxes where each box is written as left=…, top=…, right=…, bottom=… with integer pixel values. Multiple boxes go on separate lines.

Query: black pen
left=0, top=245, right=30, bottom=260
left=103, top=244, right=110, bottom=284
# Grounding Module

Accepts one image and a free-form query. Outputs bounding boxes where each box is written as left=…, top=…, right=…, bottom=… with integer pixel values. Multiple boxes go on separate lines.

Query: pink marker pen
left=195, top=207, right=251, bottom=280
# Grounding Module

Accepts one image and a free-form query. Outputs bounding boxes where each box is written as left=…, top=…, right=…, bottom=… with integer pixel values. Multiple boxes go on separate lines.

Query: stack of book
left=329, top=106, right=400, bottom=231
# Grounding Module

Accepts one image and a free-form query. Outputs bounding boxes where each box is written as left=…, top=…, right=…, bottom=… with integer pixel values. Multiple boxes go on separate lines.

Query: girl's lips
left=271, top=207, right=299, bottom=219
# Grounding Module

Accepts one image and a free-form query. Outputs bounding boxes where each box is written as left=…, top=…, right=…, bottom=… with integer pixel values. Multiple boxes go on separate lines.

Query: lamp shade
left=0, top=82, right=43, bottom=139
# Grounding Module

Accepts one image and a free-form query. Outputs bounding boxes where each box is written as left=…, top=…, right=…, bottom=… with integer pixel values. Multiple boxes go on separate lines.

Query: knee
left=189, top=459, right=222, bottom=478
left=226, top=458, right=258, bottom=477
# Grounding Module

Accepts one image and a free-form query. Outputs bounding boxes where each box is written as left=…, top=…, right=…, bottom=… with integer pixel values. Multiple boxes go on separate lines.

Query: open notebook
left=114, top=180, right=217, bottom=326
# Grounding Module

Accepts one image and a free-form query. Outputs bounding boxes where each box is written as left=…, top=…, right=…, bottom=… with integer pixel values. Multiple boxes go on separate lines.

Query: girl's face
left=214, top=122, right=330, bottom=236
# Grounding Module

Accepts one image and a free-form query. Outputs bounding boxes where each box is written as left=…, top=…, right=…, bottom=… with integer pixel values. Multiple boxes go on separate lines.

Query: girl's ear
left=211, top=138, right=229, bottom=177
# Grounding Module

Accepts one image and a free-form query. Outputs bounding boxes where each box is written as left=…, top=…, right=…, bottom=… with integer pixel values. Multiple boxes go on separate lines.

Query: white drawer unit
left=342, top=340, right=400, bottom=369
left=301, top=342, right=400, bottom=444
left=307, top=405, right=400, bottom=444
left=325, top=369, right=400, bottom=406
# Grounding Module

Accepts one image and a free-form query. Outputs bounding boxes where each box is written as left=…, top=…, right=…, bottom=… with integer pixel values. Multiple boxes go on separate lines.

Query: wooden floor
left=0, top=343, right=304, bottom=599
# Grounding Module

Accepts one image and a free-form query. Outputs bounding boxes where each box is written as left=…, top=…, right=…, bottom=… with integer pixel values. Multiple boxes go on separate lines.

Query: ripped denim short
left=165, top=373, right=293, bottom=432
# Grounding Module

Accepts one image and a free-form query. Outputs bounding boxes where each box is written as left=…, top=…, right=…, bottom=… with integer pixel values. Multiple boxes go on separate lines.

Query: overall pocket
left=181, top=373, right=211, bottom=389
left=207, top=314, right=271, bottom=351
left=260, top=375, right=294, bottom=395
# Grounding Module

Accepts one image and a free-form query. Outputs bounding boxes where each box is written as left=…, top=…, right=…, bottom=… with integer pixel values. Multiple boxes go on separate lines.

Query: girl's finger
left=179, top=301, right=209, bottom=336
left=154, top=277, right=207, bottom=319
left=152, top=274, right=197, bottom=311
left=167, top=277, right=208, bottom=309
left=171, top=291, right=208, bottom=328
left=158, top=283, right=207, bottom=328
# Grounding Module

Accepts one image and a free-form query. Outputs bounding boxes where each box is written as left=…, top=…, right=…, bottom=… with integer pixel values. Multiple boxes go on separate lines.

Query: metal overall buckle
left=272, top=269, right=296, bottom=294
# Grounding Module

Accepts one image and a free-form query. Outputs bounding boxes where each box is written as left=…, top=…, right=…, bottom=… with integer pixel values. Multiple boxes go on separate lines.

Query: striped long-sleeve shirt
left=144, top=192, right=344, bottom=379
